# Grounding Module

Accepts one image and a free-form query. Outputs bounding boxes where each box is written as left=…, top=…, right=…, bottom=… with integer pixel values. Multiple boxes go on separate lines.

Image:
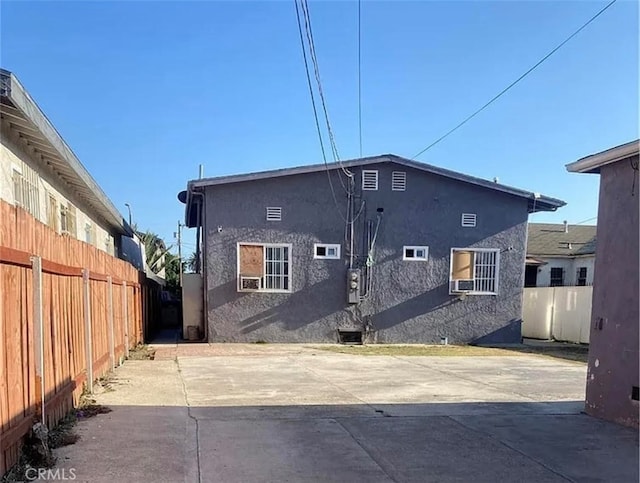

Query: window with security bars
left=392, top=171, right=406, bottom=191
left=60, top=203, right=77, bottom=237
left=12, top=165, right=41, bottom=219
left=450, top=248, right=500, bottom=294
left=576, top=267, right=588, bottom=286
left=238, top=243, right=291, bottom=292
left=362, top=170, right=378, bottom=190
left=550, top=267, right=564, bottom=287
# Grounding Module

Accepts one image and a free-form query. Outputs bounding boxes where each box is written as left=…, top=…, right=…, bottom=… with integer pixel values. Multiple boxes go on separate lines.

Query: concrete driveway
left=53, top=345, right=638, bottom=483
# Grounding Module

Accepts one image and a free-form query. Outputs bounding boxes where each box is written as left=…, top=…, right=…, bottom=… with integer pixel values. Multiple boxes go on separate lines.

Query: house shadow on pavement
left=50, top=400, right=639, bottom=483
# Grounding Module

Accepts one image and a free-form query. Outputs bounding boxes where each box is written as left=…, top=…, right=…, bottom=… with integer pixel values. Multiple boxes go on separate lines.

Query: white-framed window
left=12, top=164, right=41, bottom=219
left=461, top=213, right=477, bottom=227
left=362, top=170, right=378, bottom=191
left=449, top=248, right=500, bottom=295
left=84, top=223, right=95, bottom=245
left=266, top=207, right=282, bottom=221
left=403, top=246, right=428, bottom=261
left=314, top=243, right=341, bottom=260
left=237, top=243, right=292, bottom=293
left=392, top=171, right=406, bottom=191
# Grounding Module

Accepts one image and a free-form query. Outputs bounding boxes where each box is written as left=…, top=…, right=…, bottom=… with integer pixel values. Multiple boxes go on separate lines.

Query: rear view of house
left=525, top=223, right=596, bottom=287
left=182, top=155, right=564, bottom=344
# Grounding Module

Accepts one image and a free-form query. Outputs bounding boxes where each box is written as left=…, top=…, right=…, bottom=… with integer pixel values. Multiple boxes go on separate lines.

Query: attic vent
left=362, top=170, right=378, bottom=191
left=392, top=171, right=406, bottom=191
left=461, top=213, right=477, bottom=227
left=266, top=207, right=282, bottom=221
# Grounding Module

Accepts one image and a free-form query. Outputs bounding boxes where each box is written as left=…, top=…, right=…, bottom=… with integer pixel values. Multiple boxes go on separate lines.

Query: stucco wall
left=1, top=123, right=114, bottom=254
left=202, top=162, right=530, bottom=344
left=585, top=156, right=639, bottom=427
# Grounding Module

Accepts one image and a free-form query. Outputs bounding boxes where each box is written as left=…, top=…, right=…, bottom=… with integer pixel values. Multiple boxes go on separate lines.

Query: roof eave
left=566, top=139, right=640, bottom=174
left=0, top=69, right=128, bottom=235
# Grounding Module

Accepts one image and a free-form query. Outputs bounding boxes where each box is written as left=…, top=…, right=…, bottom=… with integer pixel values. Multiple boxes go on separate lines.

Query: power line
left=299, top=0, right=353, bottom=179
left=358, top=0, right=362, bottom=157
left=412, top=0, right=618, bottom=160
left=294, top=0, right=349, bottom=222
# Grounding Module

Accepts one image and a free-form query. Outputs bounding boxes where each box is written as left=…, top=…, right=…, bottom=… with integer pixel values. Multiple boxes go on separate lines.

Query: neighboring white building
left=525, top=222, right=596, bottom=287
left=1, top=68, right=128, bottom=257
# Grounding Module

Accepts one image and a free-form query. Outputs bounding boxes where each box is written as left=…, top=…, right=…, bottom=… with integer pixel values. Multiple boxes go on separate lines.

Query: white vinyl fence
left=522, top=286, right=593, bottom=344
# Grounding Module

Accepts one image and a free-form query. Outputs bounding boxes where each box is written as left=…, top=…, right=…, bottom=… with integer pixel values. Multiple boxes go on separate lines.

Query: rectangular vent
left=338, top=330, right=363, bottom=345
left=633, top=386, right=639, bottom=401
left=240, top=277, right=261, bottom=291
left=362, top=170, right=378, bottom=191
left=461, top=213, right=477, bottom=227
left=266, top=207, right=282, bottom=221
left=392, top=171, right=406, bottom=191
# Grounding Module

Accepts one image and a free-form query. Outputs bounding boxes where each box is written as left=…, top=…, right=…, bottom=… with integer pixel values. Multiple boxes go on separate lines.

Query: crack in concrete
left=176, top=358, right=202, bottom=483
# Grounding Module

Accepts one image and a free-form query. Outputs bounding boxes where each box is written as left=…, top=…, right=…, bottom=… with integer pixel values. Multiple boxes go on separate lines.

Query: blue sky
left=2, top=1, right=638, bottom=252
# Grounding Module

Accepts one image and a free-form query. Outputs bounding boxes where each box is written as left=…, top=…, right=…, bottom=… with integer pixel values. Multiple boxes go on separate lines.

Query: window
left=450, top=248, right=500, bottom=295
left=392, top=171, right=406, bottom=191
left=576, top=267, right=587, bottom=286
left=237, top=243, right=292, bottom=292
left=403, top=246, right=428, bottom=261
left=314, top=243, right=340, bottom=259
left=85, top=223, right=95, bottom=245
left=362, top=170, right=378, bottom=191
left=461, top=213, right=477, bottom=227
left=105, top=235, right=114, bottom=255
left=12, top=164, right=40, bottom=219
left=550, top=267, right=564, bottom=287
left=47, top=194, right=58, bottom=232
left=266, top=207, right=282, bottom=221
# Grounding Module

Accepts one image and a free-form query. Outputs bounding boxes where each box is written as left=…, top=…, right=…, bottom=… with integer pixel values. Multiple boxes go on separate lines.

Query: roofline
left=566, top=139, right=640, bottom=174
left=187, top=154, right=565, bottom=214
left=526, top=253, right=596, bottom=258
left=1, top=68, right=128, bottom=235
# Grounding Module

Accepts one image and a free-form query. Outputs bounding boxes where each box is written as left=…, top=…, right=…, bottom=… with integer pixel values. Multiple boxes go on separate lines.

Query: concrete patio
left=52, top=344, right=638, bottom=482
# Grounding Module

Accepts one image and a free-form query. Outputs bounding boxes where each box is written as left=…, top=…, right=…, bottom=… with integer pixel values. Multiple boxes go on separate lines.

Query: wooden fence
left=0, top=202, right=144, bottom=475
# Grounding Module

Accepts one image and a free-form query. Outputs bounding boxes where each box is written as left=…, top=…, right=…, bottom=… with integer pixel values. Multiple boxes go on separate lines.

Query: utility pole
left=175, top=221, right=183, bottom=287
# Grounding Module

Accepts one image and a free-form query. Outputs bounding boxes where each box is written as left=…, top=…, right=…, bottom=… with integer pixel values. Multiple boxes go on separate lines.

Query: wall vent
left=392, top=171, right=406, bottom=191
left=338, top=330, right=363, bottom=345
left=362, top=170, right=378, bottom=191
left=632, top=386, right=639, bottom=401
left=266, top=207, right=282, bottom=221
left=461, top=213, right=477, bottom=227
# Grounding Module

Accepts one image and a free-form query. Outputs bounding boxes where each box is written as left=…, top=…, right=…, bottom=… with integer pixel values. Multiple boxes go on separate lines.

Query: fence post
left=31, top=256, right=45, bottom=425
left=83, top=269, right=93, bottom=394
left=107, top=276, right=115, bottom=370
left=122, top=281, right=129, bottom=358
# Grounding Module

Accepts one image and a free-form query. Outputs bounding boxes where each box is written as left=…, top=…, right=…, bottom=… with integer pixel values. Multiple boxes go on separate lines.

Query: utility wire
left=300, top=0, right=353, bottom=179
left=294, top=0, right=349, bottom=222
left=358, top=0, right=362, bottom=157
left=412, top=0, right=618, bottom=159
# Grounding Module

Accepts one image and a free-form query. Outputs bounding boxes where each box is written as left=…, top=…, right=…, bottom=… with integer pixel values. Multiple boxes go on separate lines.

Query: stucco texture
left=202, top=162, right=530, bottom=344
left=585, top=156, right=639, bottom=427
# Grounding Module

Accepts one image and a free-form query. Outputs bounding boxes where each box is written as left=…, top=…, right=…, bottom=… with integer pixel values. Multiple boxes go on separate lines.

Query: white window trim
left=392, top=171, right=406, bottom=191
left=449, top=247, right=500, bottom=295
left=461, top=213, right=477, bottom=227
left=266, top=207, right=282, bottom=221
left=237, top=242, right=293, bottom=293
left=403, top=245, right=428, bottom=261
left=313, top=243, right=341, bottom=260
left=362, top=170, right=379, bottom=191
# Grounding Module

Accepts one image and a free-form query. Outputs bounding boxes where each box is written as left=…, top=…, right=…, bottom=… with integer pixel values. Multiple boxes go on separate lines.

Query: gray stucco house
left=182, top=154, right=564, bottom=344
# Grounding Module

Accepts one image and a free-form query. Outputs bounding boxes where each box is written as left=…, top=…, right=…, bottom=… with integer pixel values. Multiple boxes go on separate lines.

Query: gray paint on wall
left=202, top=162, right=529, bottom=344
left=585, top=155, right=639, bottom=427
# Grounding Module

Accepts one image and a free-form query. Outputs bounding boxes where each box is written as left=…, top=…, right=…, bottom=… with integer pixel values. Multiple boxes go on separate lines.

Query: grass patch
left=501, top=345, right=588, bottom=363
left=311, top=344, right=520, bottom=357
left=127, top=343, right=156, bottom=360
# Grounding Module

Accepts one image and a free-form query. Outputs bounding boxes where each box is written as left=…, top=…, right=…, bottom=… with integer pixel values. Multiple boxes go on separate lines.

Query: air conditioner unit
left=240, top=276, right=261, bottom=291
left=452, top=279, right=474, bottom=293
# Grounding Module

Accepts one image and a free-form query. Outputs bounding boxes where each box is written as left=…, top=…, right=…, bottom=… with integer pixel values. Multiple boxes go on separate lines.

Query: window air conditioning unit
left=240, top=276, right=261, bottom=291
left=452, top=279, right=474, bottom=293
